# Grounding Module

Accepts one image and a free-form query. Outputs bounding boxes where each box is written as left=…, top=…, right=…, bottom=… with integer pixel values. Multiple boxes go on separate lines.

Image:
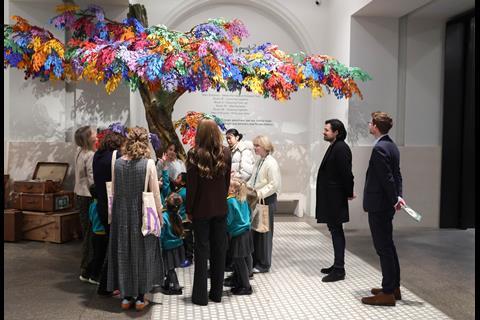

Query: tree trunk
left=128, top=4, right=187, bottom=161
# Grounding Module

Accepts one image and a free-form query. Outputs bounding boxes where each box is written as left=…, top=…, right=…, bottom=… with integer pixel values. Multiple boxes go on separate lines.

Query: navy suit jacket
left=363, top=135, right=403, bottom=213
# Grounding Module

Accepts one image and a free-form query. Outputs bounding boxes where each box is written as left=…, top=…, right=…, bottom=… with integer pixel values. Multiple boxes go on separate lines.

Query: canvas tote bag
left=106, top=150, right=117, bottom=224
left=141, top=159, right=162, bottom=237
left=251, top=197, right=270, bottom=233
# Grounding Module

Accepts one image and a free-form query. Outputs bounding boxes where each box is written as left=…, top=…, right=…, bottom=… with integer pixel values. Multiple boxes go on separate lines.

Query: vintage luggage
left=12, top=191, right=74, bottom=212
left=21, top=210, right=82, bottom=243
left=13, top=162, right=69, bottom=194
left=4, top=209, right=23, bottom=242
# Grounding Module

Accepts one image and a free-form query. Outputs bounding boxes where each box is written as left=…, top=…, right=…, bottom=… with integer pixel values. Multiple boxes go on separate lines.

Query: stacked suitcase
left=5, top=162, right=82, bottom=243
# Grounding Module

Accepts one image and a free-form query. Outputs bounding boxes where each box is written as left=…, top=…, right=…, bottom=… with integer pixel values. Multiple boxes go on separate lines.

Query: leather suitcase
left=12, top=191, right=74, bottom=212
left=21, top=210, right=82, bottom=243
left=4, top=209, right=23, bottom=242
left=13, top=162, right=69, bottom=194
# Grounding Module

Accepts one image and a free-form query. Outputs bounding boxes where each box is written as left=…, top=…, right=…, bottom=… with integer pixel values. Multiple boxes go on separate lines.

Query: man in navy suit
left=361, top=112, right=406, bottom=307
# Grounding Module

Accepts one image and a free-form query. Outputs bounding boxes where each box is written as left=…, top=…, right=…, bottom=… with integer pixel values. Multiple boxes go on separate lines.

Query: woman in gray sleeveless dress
left=107, top=127, right=164, bottom=311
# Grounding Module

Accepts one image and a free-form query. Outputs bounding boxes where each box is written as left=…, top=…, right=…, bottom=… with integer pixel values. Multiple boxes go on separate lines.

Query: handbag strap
left=144, top=159, right=153, bottom=192
left=111, top=150, right=117, bottom=183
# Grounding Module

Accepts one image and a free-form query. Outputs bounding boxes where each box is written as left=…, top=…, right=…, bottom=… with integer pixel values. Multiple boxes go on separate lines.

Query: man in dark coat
left=315, top=119, right=355, bottom=282
left=361, top=111, right=405, bottom=307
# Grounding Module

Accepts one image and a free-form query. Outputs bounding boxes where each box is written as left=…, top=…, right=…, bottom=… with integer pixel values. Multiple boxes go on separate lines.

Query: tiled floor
left=150, top=222, right=452, bottom=320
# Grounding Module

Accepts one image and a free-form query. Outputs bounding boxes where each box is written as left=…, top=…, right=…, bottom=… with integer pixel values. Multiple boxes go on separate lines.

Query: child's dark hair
left=178, top=172, right=186, bottom=185
left=166, top=193, right=184, bottom=237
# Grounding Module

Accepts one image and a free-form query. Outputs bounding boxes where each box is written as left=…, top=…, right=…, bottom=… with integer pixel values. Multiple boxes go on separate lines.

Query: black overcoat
left=315, top=140, right=354, bottom=224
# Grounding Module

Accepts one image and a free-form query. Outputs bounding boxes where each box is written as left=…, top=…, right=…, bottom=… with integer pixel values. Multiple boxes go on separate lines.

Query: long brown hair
left=187, top=119, right=227, bottom=179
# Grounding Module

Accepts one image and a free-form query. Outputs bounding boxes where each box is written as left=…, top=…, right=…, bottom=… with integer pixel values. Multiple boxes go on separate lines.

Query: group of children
left=84, top=153, right=257, bottom=299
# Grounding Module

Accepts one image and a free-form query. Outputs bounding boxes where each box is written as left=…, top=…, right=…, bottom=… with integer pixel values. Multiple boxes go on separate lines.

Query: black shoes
left=231, top=286, right=253, bottom=295
left=320, top=265, right=334, bottom=274
left=208, top=293, right=222, bottom=303
left=223, top=276, right=236, bottom=287
left=321, top=269, right=346, bottom=282
left=160, top=285, right=183, bottom=295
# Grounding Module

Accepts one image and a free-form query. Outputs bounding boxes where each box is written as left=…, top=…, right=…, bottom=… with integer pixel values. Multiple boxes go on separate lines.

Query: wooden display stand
left=21, top=209, right=82, bottom=243
left=4, top=209, right=23, bottom=242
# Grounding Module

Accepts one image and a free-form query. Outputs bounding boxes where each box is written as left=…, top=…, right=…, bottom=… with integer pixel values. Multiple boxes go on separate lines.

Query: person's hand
left=158, top=178, right=163, bottom=188
left=348, top=193, right=356, bottom=201
left=394, top=197, right=406, bottom=211
left=162, top=152, right=169, bottom=163
left=187, top=214, right=193, bottom=222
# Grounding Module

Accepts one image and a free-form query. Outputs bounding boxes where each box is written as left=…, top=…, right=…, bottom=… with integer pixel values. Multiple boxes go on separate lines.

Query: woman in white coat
left=247, top=135, right=281, bottom=273
left=226, top=129, right=255, bottom=182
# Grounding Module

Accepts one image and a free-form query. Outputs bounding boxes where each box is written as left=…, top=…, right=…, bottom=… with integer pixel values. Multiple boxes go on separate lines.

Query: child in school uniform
left=224, top=178, right=254, bottom=295
left=174, top=172, right=194, bottom=268
left=156, top=158, right=172, bottom=207
left=160, top=193, right=185, bottom=295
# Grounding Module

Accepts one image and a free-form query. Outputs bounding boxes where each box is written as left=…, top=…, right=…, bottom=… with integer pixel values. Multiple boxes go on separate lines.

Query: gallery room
left=3, top=0, right=475, bottom=319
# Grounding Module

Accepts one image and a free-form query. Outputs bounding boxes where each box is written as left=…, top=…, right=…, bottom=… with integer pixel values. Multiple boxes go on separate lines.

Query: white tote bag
left=251, top=197, right=270, bottom=233
left=141, top=159, right=162, bottom=237
left=106, top=150, right=117, bottom=224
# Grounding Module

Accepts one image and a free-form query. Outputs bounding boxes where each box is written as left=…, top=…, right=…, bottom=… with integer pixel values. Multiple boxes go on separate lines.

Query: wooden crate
left=4, top=209, right=23, bottom=242
left=21, top=210, right=82, bottom=243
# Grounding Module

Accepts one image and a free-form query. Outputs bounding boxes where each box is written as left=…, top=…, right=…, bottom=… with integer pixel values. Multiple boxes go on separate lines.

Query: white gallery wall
left=4, top=0, right=470, bottom=228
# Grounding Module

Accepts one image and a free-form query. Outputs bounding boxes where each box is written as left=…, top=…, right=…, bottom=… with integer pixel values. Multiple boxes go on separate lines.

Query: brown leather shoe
left=371, top=287, right=402, bottom=300
left=361, top=292, right=396, bottom=306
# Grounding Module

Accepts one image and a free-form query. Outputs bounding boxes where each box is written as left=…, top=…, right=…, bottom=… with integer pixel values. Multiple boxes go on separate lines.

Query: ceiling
left=354, top=0, right=475, bottom=20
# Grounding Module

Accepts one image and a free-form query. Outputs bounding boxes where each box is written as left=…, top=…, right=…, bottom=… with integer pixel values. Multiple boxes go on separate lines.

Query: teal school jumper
left=161, top=211, right=184, bottom=250
left=226, top=196, right=251, bottom=237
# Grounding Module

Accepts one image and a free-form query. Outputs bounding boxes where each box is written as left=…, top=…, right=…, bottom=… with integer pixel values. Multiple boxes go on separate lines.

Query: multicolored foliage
left=4, top=4, right=371, bottom=100
left=175, top=111, right=227, bottom=147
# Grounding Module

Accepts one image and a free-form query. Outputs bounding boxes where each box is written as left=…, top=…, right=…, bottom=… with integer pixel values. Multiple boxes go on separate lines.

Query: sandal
left=135, top=299, right=149, bottom=311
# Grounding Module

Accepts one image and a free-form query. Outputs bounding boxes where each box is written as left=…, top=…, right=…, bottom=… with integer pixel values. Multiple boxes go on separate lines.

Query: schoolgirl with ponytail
left=160, top=193, right=186, bottom=295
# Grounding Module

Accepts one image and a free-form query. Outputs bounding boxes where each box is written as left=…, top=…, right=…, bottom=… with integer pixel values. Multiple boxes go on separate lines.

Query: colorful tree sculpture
left=4, top=4, right=371, bottom=159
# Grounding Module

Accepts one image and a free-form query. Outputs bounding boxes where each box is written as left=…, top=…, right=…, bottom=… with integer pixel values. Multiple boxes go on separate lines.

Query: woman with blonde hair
left=106, top=126, right=164, bottom=311
left=247, top=135, right=281, bottom=274
left=74, top=125, right=97, bottom=283
left=186, top=119, right=232, bottom=306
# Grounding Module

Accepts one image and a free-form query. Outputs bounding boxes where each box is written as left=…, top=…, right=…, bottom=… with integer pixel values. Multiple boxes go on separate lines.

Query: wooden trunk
left=12, top=191, right=74, bottom=212
left=4, top=209, right=23, bottom=242
left=21, top=210, right=82, bottom=243
left=13, top=180, right=63, bottom=194
left=13, top=162, right=69, bottom=194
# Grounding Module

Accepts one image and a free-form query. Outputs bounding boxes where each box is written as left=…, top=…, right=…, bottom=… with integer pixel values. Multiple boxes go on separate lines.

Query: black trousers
left=192, top=215, right=227, bottom=305
left=182, top=221, right=194, bottom=261
left=368, top=209, right=401, bottom=294
left=327, top=223, right=345, bottom=269
left=252, top=193, right=276, bottom=272
left=76, top=195, right=93, bottom=275
left=86, top=233, right=108, bottom=279
left=232, top=257, right=251, bottom=289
